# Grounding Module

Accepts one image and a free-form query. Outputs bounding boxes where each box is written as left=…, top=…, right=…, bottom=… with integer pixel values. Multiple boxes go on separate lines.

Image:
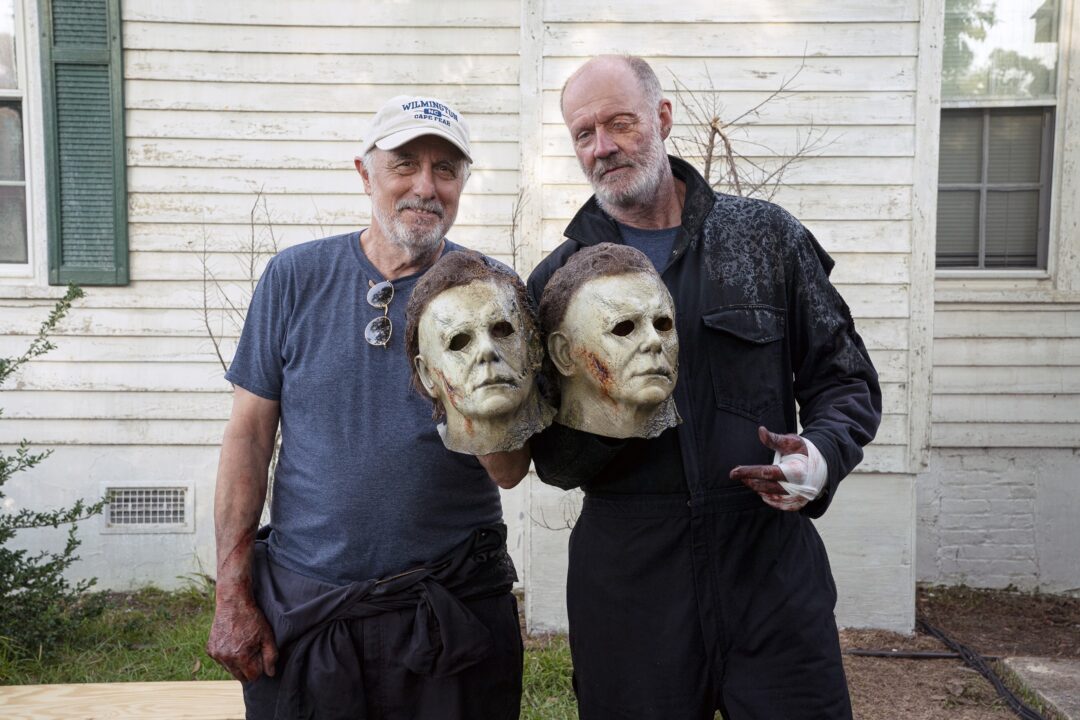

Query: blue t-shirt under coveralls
left=225, top=232, right=503, bottom=585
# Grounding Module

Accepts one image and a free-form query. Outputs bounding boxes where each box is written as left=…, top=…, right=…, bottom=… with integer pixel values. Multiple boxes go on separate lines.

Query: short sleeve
left=224, top=256, right=288, bottom=401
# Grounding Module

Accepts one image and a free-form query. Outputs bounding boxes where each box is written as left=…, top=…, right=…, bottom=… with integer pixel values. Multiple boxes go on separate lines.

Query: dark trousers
left=567, top=489, right=852, bottom=720
left=243, top=592, right=523, bottom=720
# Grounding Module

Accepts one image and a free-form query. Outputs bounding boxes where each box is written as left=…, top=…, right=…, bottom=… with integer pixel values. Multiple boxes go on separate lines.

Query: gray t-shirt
left=225, top=232, right=503, bottom=585
left=617, top=222, right=680, bottom=272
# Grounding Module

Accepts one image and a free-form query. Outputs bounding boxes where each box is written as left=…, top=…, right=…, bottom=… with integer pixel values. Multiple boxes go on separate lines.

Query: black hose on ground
left=916, top=618, right=1047, bottom=720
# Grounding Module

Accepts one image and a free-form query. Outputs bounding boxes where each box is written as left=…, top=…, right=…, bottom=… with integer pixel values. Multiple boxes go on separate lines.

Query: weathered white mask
left=548, top=271, right=680, bottom=439
left=414, top=278, right=554, bottom=454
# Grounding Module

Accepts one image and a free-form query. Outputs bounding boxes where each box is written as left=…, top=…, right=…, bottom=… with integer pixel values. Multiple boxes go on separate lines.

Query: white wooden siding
left=931, top=304, right=1080, bottom=449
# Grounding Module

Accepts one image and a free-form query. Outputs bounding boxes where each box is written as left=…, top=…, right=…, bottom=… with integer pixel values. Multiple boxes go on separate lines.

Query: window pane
left=936, top=190, right=981, bottom=267
left=0, top=184, right=27, bottom=263
left=939, top=110, right=983, bottom=183
left=0, top=0, right=15, bottom=89
left=985, top=190, right=1038, bottom=267
left=0, top=100, right=23, bottom=180
left=943, top=0, right=1059, bottom=100
left=987, top=108, right=1043, bottom=184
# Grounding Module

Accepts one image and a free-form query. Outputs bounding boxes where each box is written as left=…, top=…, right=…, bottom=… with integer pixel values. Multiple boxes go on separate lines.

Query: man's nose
left=593, top=126, right=618, bottom=159
left=411, top=165, right=437, bottom=198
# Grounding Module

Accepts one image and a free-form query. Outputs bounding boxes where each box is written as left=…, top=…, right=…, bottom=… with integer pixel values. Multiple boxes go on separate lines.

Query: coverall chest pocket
left=702, top=305, right=786, bottom=421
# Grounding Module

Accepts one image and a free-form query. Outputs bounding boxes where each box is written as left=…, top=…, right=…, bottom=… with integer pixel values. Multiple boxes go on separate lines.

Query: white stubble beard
left=372, top=198, right=451, bottom=263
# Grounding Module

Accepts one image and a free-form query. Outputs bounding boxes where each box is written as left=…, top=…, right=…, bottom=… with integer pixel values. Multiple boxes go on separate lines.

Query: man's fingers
left=756, top=425, right=806, bottom=456
left=261, top=634, right=279, bottom=678
left=730, top=463, right=786, bottom=495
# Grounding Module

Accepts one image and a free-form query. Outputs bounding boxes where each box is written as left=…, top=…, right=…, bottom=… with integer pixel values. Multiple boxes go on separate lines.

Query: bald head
left=560, top=55, right=664, bottom=119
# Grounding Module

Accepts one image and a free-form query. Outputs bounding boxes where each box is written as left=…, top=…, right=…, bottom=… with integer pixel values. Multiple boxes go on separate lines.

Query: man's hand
left=730, top=426, right=816, bottom=511
left=206, top=591, right=278, bottom=683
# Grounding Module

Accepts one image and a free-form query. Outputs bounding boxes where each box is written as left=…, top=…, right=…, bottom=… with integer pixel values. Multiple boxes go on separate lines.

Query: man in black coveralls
left=527, top=54, right=882, bottom=720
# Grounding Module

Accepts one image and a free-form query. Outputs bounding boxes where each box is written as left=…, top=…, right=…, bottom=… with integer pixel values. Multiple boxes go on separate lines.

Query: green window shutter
left=40, top=0, right=127, bottom=285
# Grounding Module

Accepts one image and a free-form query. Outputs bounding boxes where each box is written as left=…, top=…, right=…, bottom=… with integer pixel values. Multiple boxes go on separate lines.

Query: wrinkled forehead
left=422, top=279, right=520, bottom=327
left=562, top=58, right=646, bottom=123
left=562, top=272, right=672, bottom=325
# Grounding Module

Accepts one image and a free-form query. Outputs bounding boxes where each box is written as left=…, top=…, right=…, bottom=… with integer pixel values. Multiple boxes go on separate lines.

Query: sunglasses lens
left=365, top=315, right=392, bottom=346
left=367, top=281, right=394, bottom=308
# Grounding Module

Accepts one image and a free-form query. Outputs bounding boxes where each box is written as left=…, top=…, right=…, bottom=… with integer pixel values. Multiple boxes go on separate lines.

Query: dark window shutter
left=40, top=0, right=127, bottom=285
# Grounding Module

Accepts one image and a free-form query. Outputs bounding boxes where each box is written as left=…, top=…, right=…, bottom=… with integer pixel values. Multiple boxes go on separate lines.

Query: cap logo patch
left=401, top=99, right=460, bottom=126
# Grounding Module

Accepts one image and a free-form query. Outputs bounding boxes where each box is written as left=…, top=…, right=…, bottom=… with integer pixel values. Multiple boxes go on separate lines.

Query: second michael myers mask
left=406, top=250, right=554, bottom=455
left=539, top=243, right=680, bottom=439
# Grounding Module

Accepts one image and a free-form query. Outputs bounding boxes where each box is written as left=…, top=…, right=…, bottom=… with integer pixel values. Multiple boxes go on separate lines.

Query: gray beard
left=587, top=136, right=669, bottom=212
left=372, top=200, right=449, bottom=262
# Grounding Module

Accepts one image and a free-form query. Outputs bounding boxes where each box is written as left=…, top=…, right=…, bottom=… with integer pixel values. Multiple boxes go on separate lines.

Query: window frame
left=935, top=0, right=1072, bottom=286
left=0, top=0, right=39, bottom=279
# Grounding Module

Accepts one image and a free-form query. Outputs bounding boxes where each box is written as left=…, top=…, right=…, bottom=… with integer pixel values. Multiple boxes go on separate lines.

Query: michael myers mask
left=540, top=243, right=680, bottom=439
left=406, top=251, right=554, bottom=455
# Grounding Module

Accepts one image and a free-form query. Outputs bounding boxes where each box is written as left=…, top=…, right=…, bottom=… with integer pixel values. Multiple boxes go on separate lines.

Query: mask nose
left=639, top=323, right=664, bottom=354
left=473, top=332, right=501, bottom=364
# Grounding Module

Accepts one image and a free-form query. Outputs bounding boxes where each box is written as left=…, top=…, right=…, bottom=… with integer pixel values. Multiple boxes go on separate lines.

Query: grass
left=522, top=634, right=577, bottom=720
left=0, top=584, right=579, bottom=718
left=0, top=581, right=230, bottom=685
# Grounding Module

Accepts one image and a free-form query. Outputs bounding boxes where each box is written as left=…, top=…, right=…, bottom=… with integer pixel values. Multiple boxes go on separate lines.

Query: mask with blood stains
left=414, top=278, right=554, bottom=454
left=547, top=271, right=680, bottom=438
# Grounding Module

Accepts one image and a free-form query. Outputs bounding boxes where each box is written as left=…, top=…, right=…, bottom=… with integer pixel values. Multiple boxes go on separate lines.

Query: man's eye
left=653, top=316, right=673, bottom=332
left=449, top=333, right=472, bottom=351
left=491, top=321, right=515, bottom=338
left=612, top=320, right=635, bottom=336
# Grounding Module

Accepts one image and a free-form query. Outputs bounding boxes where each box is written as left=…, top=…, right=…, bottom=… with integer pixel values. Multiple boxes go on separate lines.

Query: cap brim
left=373, top=127, right=473, bottom=163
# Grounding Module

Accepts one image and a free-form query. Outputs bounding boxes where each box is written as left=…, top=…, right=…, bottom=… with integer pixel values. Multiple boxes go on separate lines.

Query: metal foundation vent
left=103, top=485, right=194, bottom=534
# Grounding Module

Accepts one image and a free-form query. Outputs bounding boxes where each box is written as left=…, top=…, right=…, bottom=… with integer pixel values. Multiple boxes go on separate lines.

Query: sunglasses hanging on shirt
left=365, top=280, right=394, bottom=347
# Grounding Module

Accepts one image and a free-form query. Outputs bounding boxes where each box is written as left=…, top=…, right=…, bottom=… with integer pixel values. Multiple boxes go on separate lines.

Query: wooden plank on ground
left=0, top=681, right=244, bottom=720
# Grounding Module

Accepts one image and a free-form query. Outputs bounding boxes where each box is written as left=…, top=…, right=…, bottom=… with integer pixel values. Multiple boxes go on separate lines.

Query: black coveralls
left=527, top=157, right=882, bottom=720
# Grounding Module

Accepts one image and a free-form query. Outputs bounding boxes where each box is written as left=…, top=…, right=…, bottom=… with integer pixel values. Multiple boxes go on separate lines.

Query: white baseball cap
left=359, top=95, right=472, bottom=162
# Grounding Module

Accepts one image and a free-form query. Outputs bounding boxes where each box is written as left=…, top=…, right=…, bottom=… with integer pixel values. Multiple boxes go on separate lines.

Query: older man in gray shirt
left=207, top=96, right=528, bottom=720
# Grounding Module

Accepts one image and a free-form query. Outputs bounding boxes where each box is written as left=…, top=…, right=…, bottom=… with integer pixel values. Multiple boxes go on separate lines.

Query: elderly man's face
left=360, top=135, right=467, bottom=258
left=416, top=279, right=537, bottom=422
left=561, top=60, right=669, bottom=210
left=558, top=272, right=678, bottom=409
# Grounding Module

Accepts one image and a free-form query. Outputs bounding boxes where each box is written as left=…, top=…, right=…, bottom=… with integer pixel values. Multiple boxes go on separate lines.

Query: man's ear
left=547, top=332, right=575, bottom=377
left=658, top=98, right=674, bottom=140
left=415, top=355, right=439, bottom=398
left=355, top=157, right=372, bottom=193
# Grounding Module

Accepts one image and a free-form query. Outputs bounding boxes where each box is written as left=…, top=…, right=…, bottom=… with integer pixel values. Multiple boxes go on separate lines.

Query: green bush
left=0, top=285, right=106, bottom=660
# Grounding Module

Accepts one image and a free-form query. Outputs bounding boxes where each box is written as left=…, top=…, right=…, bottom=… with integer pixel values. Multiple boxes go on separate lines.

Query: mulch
left=843, top=585, right=1080, bottom=719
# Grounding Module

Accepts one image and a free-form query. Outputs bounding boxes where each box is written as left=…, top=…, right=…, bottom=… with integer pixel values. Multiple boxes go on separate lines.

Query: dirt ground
left=843, top=585, right=1080, bottom=720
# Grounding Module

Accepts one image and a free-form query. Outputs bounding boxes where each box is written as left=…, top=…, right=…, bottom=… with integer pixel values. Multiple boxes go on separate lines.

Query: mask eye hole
left=491, top=321, right=515, bottom=339
left=612, top=320, right=635, bottom=337
left=449, top=333, right=472, bottom=351
left=653, top=316, right=673, bottom=332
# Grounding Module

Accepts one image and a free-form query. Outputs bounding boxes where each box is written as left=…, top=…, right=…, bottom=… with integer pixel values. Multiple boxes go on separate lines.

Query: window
left=0, top=0, right=28, bottom=266
left=936, top=0, right=1061, bottom=270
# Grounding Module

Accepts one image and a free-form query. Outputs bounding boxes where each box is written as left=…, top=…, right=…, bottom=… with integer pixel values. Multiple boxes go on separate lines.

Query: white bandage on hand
left=771, top=437, right=828, bottom=501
